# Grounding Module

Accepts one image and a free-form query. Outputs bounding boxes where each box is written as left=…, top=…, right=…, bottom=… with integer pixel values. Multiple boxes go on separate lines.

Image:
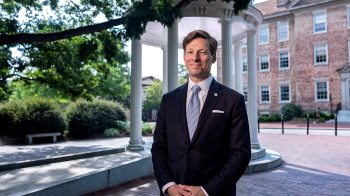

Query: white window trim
left=278, top=82, right=291, bottom=103
left=278, top=51, right=290, bottom=70
left=313, top=10, right=327, bottom=34
left=314, top=43, right=328, bottom=65
left=314, top=80, right=329, bottom=102
left=347, top=5, right=350, bottom=29
left=259, top=54, right=270, bottom=72
left=348, top=39, right=350, bottom=62
left=259, top=24, right=269, bottom=45
left=277, top=20, right=289, bottom=42
left=260, top=84, right=270, bottom=104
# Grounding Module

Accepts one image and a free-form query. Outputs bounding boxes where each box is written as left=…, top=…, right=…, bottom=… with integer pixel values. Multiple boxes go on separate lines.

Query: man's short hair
left=182, top=30, right=218, bottom=62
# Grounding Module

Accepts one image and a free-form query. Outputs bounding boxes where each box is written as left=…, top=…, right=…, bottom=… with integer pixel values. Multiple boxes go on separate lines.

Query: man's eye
left=200, top=51, right=207, bottom=55
left=187, top=51, right=193, bottom=54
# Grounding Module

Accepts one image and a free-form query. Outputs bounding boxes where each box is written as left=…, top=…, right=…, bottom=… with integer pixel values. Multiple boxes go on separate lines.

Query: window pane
left=261, top=86, right=270, bottom=102
left=280, top=85, right=290, bottom=101
left=315, top=45, right=327, bottom=63
left=316, top=82, right=328, bottom=100
left=279, top=52, right=289, bottom=68
left=243, top=55, right=247, bottom=72
left=260, top=55, right=269, bottom=70
left=278, top=21, right=288, bottom=41
left=314, top=12, right=326, bottom=32
left=243, top=87, right=248, bottom=102
left=348, top=7, right=350, bottom=27
left=260, top=25, right=268, bottom=43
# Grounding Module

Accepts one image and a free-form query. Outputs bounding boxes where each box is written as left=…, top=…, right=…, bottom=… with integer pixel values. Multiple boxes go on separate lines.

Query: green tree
left=143, top=80, right=162, bottom=113
left=6, top=31, right=130, bottom=101
left=0, top=0, right=252, bottom=101
left=0, top=0, right=252, bottom=45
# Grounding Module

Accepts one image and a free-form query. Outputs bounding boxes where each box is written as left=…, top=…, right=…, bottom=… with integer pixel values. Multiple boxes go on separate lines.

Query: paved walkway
left=88, top=133, right=350, bottom=196
left=1, top=122, right=350, bottom=195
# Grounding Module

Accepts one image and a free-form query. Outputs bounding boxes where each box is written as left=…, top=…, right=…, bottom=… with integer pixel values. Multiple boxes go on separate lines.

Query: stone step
left=337, top=110, right=350, bottom=123
left=246, top=149, right=282, bottom=174
left=251, top=147, right=266, bottom=160
left=0, top=150, right=153, bottom=196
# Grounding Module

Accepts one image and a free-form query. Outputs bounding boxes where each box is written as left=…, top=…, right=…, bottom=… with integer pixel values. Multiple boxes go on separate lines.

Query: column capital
left=246, top=29, right=257, bottom=35
left=233, top=39, right=244, bottom=46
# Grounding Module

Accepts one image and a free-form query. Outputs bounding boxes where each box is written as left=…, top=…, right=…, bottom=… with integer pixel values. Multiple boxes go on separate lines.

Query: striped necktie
left=187, top=85, right=201, bottom=141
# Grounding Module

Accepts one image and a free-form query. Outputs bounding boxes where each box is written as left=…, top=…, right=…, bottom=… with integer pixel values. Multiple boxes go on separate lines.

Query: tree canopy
left=0, top=0, right=252, bottom=45
left=0, top=0, right=252, bottom=102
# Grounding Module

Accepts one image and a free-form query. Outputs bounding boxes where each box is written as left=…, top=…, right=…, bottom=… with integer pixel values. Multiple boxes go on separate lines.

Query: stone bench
left=26, top=132, right=61, bottom=145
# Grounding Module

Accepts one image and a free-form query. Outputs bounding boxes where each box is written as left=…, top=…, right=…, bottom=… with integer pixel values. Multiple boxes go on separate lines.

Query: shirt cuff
left=162, top=182, right=176, bottom=194
left=201, top=186, right=209, bottom=196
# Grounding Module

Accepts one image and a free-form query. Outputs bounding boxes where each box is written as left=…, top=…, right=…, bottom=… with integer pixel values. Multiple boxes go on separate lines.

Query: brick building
left=239, top=0, right=350, bottom=115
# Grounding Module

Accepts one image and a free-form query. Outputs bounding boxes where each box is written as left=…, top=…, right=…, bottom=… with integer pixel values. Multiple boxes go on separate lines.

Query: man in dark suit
left=151, top=30, right=251, bottom=196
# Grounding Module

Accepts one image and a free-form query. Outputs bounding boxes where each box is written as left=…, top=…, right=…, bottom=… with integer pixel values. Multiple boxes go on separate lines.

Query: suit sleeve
left=202, top=94, right=251, bottom=195
left=151, top=94, right=174, bottom=190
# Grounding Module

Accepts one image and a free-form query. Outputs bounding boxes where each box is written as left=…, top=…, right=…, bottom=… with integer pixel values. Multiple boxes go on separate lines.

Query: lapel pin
left=214, top=93, right=218, bottom=96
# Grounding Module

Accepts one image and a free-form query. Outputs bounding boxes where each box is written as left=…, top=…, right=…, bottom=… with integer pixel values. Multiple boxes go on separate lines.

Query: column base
left=127, top=140, right=144, bottom=151
left=127, top=144, right=144, bottom=151
left=251, top=142, right=260, bottom=149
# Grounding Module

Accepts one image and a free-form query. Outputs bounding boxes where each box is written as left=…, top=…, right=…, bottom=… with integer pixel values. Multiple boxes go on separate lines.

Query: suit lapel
left=191, top=79, right=222, bottom=143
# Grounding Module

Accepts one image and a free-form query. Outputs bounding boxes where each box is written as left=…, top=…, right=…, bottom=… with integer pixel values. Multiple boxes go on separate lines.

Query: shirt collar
left=188, top=75, right=213, bottom=92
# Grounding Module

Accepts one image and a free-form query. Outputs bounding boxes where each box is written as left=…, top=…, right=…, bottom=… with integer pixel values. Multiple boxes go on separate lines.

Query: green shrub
left=281, top=103, right=304, bottom=121
left=66, top=99, right=127, bottom=138
left=103, top=128, right=120, bottom=137
left=258, top=113, right=281, bottom=122
left=0, top=98, right=66, bottom=138
left=142, top=123, right=154, bottom=135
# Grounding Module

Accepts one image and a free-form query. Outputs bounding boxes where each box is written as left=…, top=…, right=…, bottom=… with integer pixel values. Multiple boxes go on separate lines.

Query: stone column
left=234, top=40, right=243, bottom=94
left=162, top=46, right=168, bottom=94
left=247, top=30, right=260, bottom=149
left=221, top=18, right=233, bottom=88
left=168, top=22, right=178, bottom=91
left=127, top=39, right=144, bottom=151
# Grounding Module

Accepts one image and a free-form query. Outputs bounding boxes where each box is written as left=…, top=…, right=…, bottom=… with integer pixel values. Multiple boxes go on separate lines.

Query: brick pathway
left=87, top=133, right=350, bottom=196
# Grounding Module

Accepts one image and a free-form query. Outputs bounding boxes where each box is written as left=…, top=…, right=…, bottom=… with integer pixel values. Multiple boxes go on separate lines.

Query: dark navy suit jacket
left=151, top=79, right=251, bottom=196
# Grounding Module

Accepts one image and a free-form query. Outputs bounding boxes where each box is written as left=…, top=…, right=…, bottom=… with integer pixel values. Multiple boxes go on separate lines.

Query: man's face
left=183, top=37, right=214, bottom=82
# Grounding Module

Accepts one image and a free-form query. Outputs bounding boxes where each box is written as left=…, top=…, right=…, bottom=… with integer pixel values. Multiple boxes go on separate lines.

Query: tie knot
left=191, top=85, right=201, bottom=94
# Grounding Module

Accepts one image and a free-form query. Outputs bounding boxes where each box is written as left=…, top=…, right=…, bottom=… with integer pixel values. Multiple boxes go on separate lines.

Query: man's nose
left=194, top=52, right=200, bottom=61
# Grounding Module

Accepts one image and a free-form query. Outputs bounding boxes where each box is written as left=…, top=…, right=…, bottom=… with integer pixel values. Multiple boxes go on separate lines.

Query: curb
left=0, top=147, right=126, bottom=172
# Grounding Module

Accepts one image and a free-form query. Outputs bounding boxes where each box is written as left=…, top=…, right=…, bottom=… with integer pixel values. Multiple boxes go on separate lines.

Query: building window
left=314, top=43, right=328, bottom=65
left=347, top=6, right=350, bottom=28
left=313, top=11, right=327, bottom=33
left=260, top=85, right=270, bottom=103
left=279, top=84, right=290, bottom=102
left=260, top=54, right=269, bottom=71
left=243, top=87, right=248, bottom=102
left=277, top=21, right=289, bottom=41
left=279, top=51, right=289, bottom=69
left=315, top=81, right=328, bottom=101
left=242, top=54, right=247, bottom=73
left=259, top=24, right=269, bottom=44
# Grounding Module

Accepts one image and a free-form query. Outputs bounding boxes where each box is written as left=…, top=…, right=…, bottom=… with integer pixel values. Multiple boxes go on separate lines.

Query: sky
left=131, top=0, right=268, bottom=80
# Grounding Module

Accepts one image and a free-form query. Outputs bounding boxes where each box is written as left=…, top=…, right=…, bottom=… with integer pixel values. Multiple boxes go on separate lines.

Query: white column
left=341, top=77, right=346, bottom=110
left=162, top=46, right=168, bottom=94
left=127, top=39, right=144, bottom=151
left=234, top=40, right=243, bottom=94
left=247, top=30, right=260, bottom=149
left=168, top=22, right=178, bottom=91
left=221, top=19, right=234, bottom=88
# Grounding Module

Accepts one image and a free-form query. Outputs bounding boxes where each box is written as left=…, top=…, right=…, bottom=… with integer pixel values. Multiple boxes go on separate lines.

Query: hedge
left=0, top=98, right=66, bottom=138
left=66, top=99, right=127, bottom=138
